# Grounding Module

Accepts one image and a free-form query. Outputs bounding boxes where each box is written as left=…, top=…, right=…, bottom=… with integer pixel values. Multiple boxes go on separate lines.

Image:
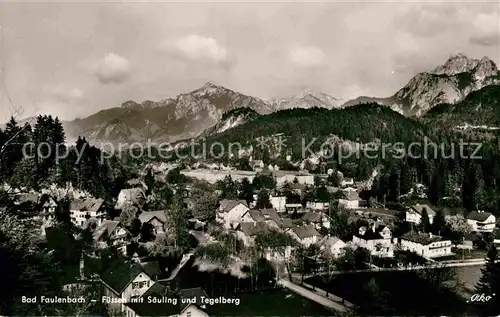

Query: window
left=186, top=312, right=191, bottom=317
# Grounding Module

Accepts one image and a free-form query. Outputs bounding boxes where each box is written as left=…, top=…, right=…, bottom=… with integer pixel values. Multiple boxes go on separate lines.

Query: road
left=277, top=278, right=348, bottom=313
left=302, top=259, right=487, bottom=278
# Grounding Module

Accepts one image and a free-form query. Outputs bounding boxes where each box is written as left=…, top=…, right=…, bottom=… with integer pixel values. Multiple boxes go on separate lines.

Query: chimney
left=429, top=232, right=433, bottom=238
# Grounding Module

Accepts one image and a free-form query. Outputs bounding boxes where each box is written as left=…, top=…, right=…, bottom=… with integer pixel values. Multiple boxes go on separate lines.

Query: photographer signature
left=467, top=293, right=495, bottom=303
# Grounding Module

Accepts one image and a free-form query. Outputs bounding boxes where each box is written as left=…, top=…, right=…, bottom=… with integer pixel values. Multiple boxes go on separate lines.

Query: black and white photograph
left=0, top=1, right=499, bottom=316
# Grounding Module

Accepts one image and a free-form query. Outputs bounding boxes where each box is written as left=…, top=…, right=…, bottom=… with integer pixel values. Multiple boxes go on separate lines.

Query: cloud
left=469, top=13, right=500, bottom=47
left=94, top=53, right=131, bottom=84
left=169, top=34, right=228, bottom=63
left=47, top=86, right=84, bottom=102
left=287, top=46, right=325, bottom=68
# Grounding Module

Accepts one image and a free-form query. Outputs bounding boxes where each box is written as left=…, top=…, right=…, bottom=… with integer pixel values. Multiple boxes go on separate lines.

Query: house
left=317, top=235, right=346, bottom=258
left=235, top=222, right=271, bottom=246
left=124, top=287, right=210, bottom=317
left=274, top=171, right=314, bottom=187
left=302, top=211, right=330, bottom=230
left=405, top=204, right=436, bottom=225
left=216, top=199, right=250, bottom=229
left=306, top=201, right=329, bottom=211
left=285, top=203, right=304, bottom=214
left=252, top=160, right=264, bottom=171
left=70, top=198, right=105, bottom=227
left=341, top=177, right=354, bottom=187
left=138, top=210, right=167, bottom=235
left=352, top=222, right=394, bottom=257
left=467, top=211, right=496, bottom=233
left=270, top=195, right=287, bottom=213
left=126, top=178, right=147, bottom=191
left=399, top=232, right=453, bottom=258
left=93, top=220, right=128, bottom=253
left=11, top=193, right=57, bottom=214
left=338, top=190, right=361, bottom=209
left=115, top=187, right=146, bottom=210
left=286, top=224, right=321, bottom=247
left=100, top=260, right=161, bottom=313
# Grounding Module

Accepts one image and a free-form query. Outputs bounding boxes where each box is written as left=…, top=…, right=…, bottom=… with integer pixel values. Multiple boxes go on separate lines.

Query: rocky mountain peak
left=432, top=53, right=497, bottom=76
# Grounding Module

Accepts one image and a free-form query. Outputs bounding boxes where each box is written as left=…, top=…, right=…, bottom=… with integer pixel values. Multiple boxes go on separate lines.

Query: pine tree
left=256, top=189, right=272, bottom=209
left=475, top=245, right=500, bottom=315
left=421, top=208, right=431, bottom=233
left=432, top=208, right=446, bottom=235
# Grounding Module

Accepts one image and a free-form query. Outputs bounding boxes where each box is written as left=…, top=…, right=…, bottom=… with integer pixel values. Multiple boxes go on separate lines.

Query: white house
left=101, top=260, right=161, bottom=313
left=93, top=220, right=128, bottom=253
left=466, top=211, right=496, bottom=233
left=306, top=201, right=329, bottom=211
left=216, top=199, right=250, bottom=229
left=341, top=177, right=354, bottom=187
left=70, top=198, right=105, bottom=227
left=302, top=211, right=330, bottom=230
left=252, top=160, right=265, bottom=171
left=352, top=222, right=394, bottom=257
left=338, top=190, right=361, bottom=209
left=399, top=232, right=453, bottom=258
left=274, top=171, right=314, bottom=187
left=317, top=235, right=346, bottom=258
left=115, top=187, right=146, bottom=210
left=405, top=204, right=436, bottom=225
left=270, top=195, right=287, bottom=213
left=286, top=224, right=321, bottom=247
left=138, top=210, right=167, bottom=235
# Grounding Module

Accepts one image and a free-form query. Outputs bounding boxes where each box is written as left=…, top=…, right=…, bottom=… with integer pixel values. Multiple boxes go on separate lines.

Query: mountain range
left=24, top=53, right=500, bottom=145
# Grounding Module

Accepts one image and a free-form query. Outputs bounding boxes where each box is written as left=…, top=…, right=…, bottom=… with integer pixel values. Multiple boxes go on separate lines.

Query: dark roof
left=101, top=261, right=159, bottom=294
left=138, top=210, right=167, bottom=224
left=248, top=209, right=265, bottom=222
left=238, top=222, right=270, bottom=236
left=70, top=198, right=104, bottom=212
left=355, top=225, right=390, bottom=240
left=277, top=218, right=293, bottom=228
left=219, top=199, right=248, bottom=213
left=179, top=287, right=208, bottom=311
left=302, top=211, right=322, bottom=223
left=291, top=224, right=321, bottom=239
left=401, top=232, right=443, bottom=245
left=467, top=211, right=493, bottom=222
left=93, top=220, right=120, bottom=241
left=443, top=207, right=466, bottom=217
left=409, top=204, right=436, bottom=217
left=141, top=281, right=166, bottom=297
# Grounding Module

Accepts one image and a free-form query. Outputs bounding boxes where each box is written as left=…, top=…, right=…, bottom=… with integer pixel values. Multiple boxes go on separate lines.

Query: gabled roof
left=138, top=210, right=167, bottom=224
left=116, top=187, right=146, bottom=208
left=101, top=261, right=158, bottom=294
left=179, top=287, right=209, bottom=312
left=291, top=224, right=321, bottom=240
left=93, top=220, right=121, bottom=241
left=238, top=222, right=270, bottom=236
left=11, top=192, right=41, bottom=204
left=302, top=211, right=322, bottom=223
left=341, top=190, right=360, bottom=201
left=467, top=211, right=494, bottom=222
left=318, top=235, right=345, bottom=248
left=248, top=209, right=265, bottom=222
left=70, top=198, right=104, bottom=212
left=409, top=204, right=436, bottom=217
left=219, top=199, right=248, bottom=213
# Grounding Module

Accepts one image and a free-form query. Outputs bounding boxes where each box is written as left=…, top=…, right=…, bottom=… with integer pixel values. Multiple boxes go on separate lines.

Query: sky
left=0, top=0, right=499, bottom=122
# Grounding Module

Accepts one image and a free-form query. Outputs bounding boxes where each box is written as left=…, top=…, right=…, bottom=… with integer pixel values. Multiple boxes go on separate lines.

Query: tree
left=238, top=178, right=254, bottom=205
left=420, top=208, right=431, bottom=233
left=191, top=190, right=218, bottom=222
left=145, top=168, right=155, bottom=195
left=444, top=215, right=472, bottom=243
left=327, top=204, right=351, bottom=241
left=167, top=194, right=190, bottom=252
left=139, top=222, right=155, bottom=242
left=256, top=189, right=272, bottom=209
left=129, top=218, right=142, bottom=237
left=432, top=208, right=446, bottom=234
left=119, top=204, right=138, bottom=227
left=216, top=175, right=237, bottom=199
left=253, top=173, right=276, bottom=190
left=356, top=278, right=392, bottom=315
left=254, top=230, right=296, bottom=280
left=474, top=245, right=500, bottom=315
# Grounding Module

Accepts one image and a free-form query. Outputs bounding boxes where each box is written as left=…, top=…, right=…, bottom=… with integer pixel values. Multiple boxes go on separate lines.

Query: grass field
left=206, top=288, right=334, bottom=316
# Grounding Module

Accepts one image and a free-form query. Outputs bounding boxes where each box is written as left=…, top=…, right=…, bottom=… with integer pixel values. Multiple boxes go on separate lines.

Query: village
left=3, top=158, right=500, bottom=317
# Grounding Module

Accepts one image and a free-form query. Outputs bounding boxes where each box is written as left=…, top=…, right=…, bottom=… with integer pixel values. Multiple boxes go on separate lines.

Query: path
left=277, top=278, right=348, bottom=313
